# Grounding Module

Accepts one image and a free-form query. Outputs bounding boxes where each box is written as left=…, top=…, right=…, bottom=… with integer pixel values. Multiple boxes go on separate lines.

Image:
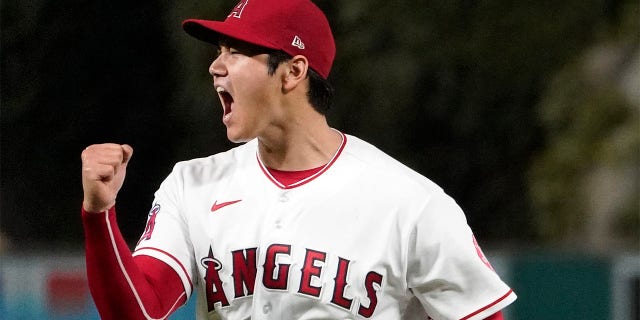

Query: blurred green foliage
left=1, top=0, right=637, bottom=249
left=529, top=2, right=639, bottom=246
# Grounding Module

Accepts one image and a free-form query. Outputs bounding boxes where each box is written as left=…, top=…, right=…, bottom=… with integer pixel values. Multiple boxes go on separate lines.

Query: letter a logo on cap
left=228, top=0, right=249, bottom=19
left=291, top=35, right=305, bottom=49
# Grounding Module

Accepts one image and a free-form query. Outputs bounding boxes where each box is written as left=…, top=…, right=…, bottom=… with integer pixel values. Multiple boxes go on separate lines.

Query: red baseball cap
left=183, top=0, right=336, bottom=79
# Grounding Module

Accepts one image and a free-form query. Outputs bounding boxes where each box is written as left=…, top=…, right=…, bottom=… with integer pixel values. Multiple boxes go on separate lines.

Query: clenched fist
left=81, top=144, right=133, bottom=213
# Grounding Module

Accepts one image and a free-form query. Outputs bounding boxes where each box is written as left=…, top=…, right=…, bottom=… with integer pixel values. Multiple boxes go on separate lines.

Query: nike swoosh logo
left=211, top=200, right=242, bottom=212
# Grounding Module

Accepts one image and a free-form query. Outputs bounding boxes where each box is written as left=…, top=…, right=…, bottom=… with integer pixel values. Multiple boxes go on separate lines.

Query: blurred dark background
left=1, top=0, right=638, bottom=252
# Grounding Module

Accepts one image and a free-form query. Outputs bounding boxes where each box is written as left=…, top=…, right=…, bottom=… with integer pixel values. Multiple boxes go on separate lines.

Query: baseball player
left=80, top=0, right=516, bottom=319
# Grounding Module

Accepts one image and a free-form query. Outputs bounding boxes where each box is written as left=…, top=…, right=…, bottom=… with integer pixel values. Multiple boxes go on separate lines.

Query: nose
left=209, top=55, right=226, bottom=77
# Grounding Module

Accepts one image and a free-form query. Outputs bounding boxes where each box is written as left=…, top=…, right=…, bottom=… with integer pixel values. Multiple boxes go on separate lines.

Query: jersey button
left=262, top=302, right=272, bottom=314
left=278, top=192, right=289, bottom=202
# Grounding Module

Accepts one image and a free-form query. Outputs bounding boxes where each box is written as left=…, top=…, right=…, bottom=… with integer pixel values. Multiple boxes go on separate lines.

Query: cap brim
left=182, top=19, right=224, bottom=44
left=182, top=19, right=279, bottom=51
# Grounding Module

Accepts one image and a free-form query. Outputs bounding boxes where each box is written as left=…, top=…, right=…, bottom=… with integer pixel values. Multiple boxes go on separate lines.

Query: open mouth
left=216, top=86, right=234, bottom=121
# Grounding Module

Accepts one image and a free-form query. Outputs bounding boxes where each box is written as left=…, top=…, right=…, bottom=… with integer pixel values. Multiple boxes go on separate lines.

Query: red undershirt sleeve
left=82, top=206, right=187, bottom=319
left=484, top=311, right=504, bottom=320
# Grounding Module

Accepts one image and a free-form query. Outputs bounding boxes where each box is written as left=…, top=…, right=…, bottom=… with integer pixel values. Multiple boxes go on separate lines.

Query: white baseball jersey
left=133, top=132, right=516, bottom=320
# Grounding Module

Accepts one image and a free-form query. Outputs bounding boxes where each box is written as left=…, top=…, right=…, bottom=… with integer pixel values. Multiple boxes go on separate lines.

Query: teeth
left=216, top=86, right=226, bottom=93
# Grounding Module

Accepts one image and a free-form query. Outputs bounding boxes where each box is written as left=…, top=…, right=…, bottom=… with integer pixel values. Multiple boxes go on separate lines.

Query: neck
left=257, top=117, right=342, bottom=171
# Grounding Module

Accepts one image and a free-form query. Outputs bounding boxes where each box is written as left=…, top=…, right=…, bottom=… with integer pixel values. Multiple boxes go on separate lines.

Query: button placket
left=271, top=190, right=292, bottom=229
left=278, top=190, right=289, bottom=202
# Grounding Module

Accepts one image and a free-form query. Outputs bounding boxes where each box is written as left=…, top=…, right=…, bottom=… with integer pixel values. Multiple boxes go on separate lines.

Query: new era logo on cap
left=182, top=0, right=336, bottom=79
left=291, top=36, right=305, bottom=49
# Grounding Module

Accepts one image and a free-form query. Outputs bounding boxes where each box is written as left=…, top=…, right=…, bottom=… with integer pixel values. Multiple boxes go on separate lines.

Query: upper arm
left=406, top=193, right=516, bottom=319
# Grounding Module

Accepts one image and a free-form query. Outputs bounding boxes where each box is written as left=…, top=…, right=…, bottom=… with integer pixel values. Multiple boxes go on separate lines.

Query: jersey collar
left=256, top=130, right=347, bottom=189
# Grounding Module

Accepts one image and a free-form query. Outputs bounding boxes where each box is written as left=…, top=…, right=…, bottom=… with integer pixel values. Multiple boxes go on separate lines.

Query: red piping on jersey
left=460, top=289, right=514, bottom=320
left=135, top=246, right=194, bottom=292
left=103, top=210, right=186, bottom=320
left=257, top=131, right=347, bottom=189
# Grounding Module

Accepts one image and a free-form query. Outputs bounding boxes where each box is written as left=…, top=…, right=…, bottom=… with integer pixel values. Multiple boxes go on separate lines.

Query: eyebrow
left=216, top=35, right=231, bottom=48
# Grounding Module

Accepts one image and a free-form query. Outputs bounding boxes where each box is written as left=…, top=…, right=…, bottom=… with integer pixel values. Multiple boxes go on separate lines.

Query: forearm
left=82, top=207, right=186, bottom=319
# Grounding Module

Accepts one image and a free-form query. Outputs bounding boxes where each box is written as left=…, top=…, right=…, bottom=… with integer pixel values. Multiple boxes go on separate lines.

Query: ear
left=282, top=55, right=309, bottom=92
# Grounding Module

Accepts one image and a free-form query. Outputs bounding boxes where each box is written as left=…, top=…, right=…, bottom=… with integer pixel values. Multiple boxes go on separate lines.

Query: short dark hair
left=267, top=51, right=334, bottom=114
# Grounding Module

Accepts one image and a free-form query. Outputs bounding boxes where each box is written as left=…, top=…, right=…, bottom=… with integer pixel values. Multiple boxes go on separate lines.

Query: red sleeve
left=484, top=311, right=504, bottom=320
left=82, top=207, right=187, bottom=319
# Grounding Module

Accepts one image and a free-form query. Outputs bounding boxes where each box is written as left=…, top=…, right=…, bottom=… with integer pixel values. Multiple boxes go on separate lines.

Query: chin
left=226, top=130, right=254, bottom=144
